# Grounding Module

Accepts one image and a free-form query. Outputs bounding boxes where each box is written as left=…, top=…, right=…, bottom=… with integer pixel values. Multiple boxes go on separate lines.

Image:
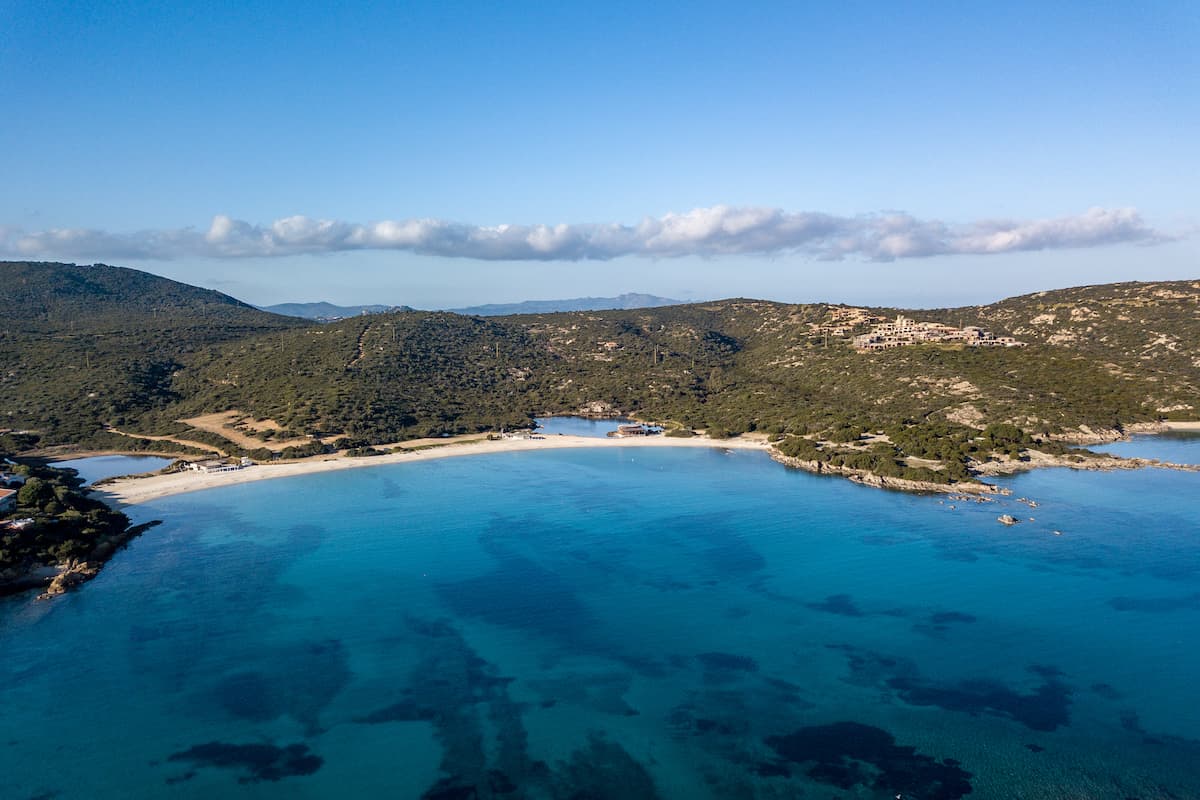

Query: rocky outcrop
left=1048, top=425, right=1126, bottom=445
left=37, top=559, right=100, bottom=600
left=769, top=452, right=1010, bottom=496
left=974, top=450, right=1200, bottom=477
left=997, top=515, right=1019, bottom=526
left=3, top=520, right=162, bottom=602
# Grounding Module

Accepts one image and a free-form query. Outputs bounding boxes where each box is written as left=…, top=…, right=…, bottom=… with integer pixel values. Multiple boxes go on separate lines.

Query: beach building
left=0, top=487, right=16, bottom=512
left=610, top=423, right=658, bottom=437
left=187, top=458, right=252, bottom=474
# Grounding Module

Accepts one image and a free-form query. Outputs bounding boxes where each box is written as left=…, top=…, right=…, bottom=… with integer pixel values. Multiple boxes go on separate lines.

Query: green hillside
left=1, top=263, right=1197, bottom=474
left=927, top=280, right=1200, bottom=398
left=0, top=262, right=308, bottom=446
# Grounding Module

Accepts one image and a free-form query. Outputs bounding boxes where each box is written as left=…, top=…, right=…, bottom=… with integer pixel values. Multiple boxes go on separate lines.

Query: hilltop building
left=811, top=307, right=887, bottom=337
left=852, top=316, right=1025, bottom=351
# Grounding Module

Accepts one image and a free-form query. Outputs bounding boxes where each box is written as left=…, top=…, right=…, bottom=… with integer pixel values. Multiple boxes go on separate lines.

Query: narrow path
left=107, top=428, right=229, bottom=457
left=347, top=323, right=373, bottom=368
left=180, top=412, right=311, bottom=452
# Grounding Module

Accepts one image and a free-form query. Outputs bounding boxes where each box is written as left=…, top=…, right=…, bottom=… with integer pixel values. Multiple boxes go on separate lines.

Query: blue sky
left=2, top=1, right=1196, bottom=308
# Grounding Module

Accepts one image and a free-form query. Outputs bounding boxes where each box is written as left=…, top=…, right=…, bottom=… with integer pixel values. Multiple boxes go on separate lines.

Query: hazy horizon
left=108, top=261, right=1200, bottom=313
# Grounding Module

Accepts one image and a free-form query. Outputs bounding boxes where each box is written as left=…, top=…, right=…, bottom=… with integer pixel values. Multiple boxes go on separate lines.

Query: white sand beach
left=94, top=434, right=772, bottom=507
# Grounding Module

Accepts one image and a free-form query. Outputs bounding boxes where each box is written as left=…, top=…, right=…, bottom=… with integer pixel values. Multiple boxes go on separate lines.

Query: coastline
left=1122, top=420, right=1200, bottom=436
left=768, top=452, right=1011, bottom=496
left=14, top=423, right=1196, bottom=601
left=87, top=421, right=1200, bottom=509
left=93, top=433, right=771, bottom=507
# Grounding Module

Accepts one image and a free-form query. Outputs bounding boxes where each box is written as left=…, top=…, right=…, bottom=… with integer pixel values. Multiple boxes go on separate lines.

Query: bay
left=1, top=444, right=1198, bottom=799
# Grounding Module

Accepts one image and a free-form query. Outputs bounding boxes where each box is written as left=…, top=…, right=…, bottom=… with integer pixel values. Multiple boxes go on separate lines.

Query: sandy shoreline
left=72, top=420, right=1200, bottom=509
left=94, top=434, right=771, bottom=507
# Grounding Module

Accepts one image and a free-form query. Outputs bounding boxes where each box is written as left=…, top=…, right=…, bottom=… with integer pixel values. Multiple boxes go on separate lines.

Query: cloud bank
left=0, top=206, right=1166, bottom=263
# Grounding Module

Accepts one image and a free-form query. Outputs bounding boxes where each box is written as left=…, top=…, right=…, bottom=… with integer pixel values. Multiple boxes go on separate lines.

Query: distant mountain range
left=260, top=301, right=411, bottom=320
left=447, top=292, right=684, bottom=316
left=262, top=293, right=684, bottom=321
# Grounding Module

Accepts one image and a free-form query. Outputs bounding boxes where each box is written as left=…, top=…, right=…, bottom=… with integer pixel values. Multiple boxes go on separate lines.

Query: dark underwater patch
left=436, top=550, right=594, bottom=645
left=528, top=671, right=639, bottom=716
left=1028, top=664, right=1064, bottom=679
left=213, top=671, right=281, bottom=722
left=1109, top=592, right=1200, bottom=613
left=1091, top=682, right=1123, bottom=701
left=764, top=721, right=973, bottom=800
left=207, top=638, right=351, bottom=734
left=658, top=512, right=767, bottom=577
left=887, top=667, right=1072, bottom=732
left=826, top=642, right=911, bottom=687
left=826, top=645, right=1072, bottom=732
left=421, top=779, right=481, bottom=799
left=553, top=733, right=662, bottom=799
left=165, top=741, right=322, bottom=784
left=696, top=651, right=759, bottom=672
left=373, top=617, right=551, bottom=798
left=1118, top=709, right=1200, bottom=761
left=355, top=697, right=439, bottom=724
left=665, top=703, right=750, bottom=739
left=806, top=593, right=865, bottom=617
left=913, top=610, right=978, bottom=637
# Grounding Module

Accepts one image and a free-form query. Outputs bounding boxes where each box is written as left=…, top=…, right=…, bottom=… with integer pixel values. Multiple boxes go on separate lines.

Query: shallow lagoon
left=50, top=454, right=175, bottom=485
left=533, top=416, right=633, bottom=438
left=2, top=444, right=1198, bottom=798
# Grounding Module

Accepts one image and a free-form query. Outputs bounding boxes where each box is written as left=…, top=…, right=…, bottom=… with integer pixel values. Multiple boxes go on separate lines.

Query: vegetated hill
left=3, top=263, right=1198, bottom=470
left=165, top=311, right=551, bottom=442
left=925, top=280, right=1200, bottom=400
left=170, top=289, right=1198, bottom=450
left=0, top=262, right=309, bottom=445
left=262, top=301, right=411, bottom=320
left=448, top=292, right=684, bottom=316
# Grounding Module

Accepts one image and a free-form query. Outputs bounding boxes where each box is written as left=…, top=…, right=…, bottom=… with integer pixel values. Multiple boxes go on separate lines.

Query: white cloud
left=0, top=205, right=1169, bottom=263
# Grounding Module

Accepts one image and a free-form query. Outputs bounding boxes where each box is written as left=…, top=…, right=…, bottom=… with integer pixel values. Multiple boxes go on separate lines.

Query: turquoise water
left=51, top=454, right=175, bottom=485
left=2, top=445, right=1199, bottom=799
left=1089, top=431, right=1200, bottom=465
